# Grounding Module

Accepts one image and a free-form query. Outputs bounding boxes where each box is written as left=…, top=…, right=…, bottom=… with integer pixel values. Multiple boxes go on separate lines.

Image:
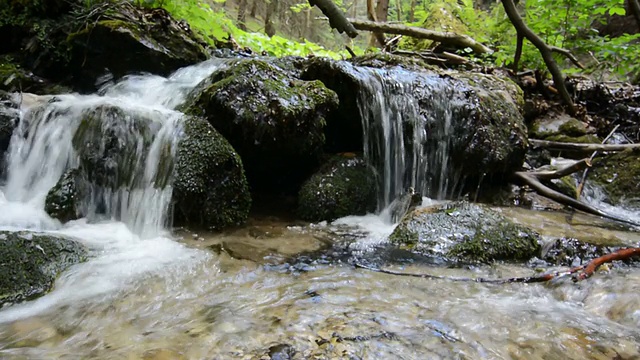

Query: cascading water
left=353, top=66, right=467, bottom=219
left=0, top=58, right=233, bottom=321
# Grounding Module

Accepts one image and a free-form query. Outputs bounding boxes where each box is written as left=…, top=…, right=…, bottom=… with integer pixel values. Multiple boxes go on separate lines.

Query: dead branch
left=528, top=158, right=591, bottom=180
left=347, top=18, right=493, bottom=54
left=514, top=171, right=640, bottom=227
left=308, top=0, right=358, bottom=38
left=500, top=0, right=576, bottom=115
left=529, top=139, right=640, bottom=152
left=576, top=125, right=619, bottom=197
left=355, top=247, right=640, bottom=283
left=549, top=46, right=585, bottom=69
left=391, top=49, right=468, bottom=65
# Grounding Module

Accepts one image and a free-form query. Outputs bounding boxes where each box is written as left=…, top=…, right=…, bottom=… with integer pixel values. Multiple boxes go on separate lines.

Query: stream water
left=1, top=59, right=640, bottom=359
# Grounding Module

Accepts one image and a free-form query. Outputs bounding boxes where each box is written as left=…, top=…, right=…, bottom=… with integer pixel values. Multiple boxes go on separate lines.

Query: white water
left=354, top=66, right=466, bottom=215
left=0, top=58, right=234, bottom=321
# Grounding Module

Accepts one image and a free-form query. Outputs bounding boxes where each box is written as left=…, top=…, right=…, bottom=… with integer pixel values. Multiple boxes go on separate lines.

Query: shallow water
left=1, top=211, right=640, bottom=360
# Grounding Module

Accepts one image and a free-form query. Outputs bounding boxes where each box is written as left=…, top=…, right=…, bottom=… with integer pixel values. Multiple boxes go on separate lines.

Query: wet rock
left=0, top=231, right=87, bottom=307
left=301, top=54, right=528, bottom=195
left=142, top=348, right=186, bottom=360
left=268, top=344, right=296, bottom=360
left=185, top=58, right=339, bottom=194
left=0, top=56, right=69, bottom=94
left=44, top=168, right=86, bottom=223
left=173, top=117, right=251, bottom=229
left=297, top=155, right=377, bottom=222
left=0, top=92, right=19, bottom=177
left=529, top=112, right=595, bottom=139
left=590, top=149, right=640, bottom=206
left=541, top=237, right=613, bottom=267
left=8, top=318, right=61, bottom=348
left=3, top=3, right=208, bottom=92
left=388, top=201, right=541, bottom=263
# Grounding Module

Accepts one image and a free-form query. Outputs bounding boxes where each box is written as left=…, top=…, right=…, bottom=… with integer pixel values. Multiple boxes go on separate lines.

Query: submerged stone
left=172, top=117, right=251, bottom=229
left=185, top=58, right=339, bottom=194
left=297, top=155, right=377, bottom=222
left=388, top=201, right=541, bottom=263
left=0, top=231, right=87, bottom=307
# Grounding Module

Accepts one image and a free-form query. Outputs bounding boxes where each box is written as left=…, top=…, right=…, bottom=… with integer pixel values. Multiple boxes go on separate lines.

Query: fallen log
left=528, top=158, right=591, bottom=181
left=355, top=247, right=640, bottom=283
left=347, top=18, right=493, bottom=54
left=530, top=139, right=640, bottom=152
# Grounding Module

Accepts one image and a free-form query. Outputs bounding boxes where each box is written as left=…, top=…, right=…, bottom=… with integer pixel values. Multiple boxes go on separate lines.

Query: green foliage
left=136, top=0, right=349, bottom=58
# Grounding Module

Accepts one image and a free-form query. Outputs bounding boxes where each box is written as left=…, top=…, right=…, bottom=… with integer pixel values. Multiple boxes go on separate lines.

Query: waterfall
left=0, top=58, right=233, bottom=238
left=354, top=66, right=467, bottom=213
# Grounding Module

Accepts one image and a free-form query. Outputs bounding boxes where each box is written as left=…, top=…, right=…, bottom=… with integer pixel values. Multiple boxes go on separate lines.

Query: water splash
left=354, top=66, right=467, bottom=214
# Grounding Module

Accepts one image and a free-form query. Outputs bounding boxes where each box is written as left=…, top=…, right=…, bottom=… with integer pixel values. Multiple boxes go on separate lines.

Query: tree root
left=355, top=247, right=640, bottom=283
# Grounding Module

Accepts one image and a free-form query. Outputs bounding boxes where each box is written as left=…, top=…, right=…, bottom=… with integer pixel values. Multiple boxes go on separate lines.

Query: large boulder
left=44, top=168, right=86, bottom=223
left=184, top=58, right=339, bottom=194
left=297, top=155, right=377, bottom=222
left=172, top=117, right=251, bottom=229
left=301, top=54, right=528, bottom=197
left=388, top=201, right=541, bottom=263
left=1, top=2, right=209, bottom=92
left=0, top=231, right=87, bottom=307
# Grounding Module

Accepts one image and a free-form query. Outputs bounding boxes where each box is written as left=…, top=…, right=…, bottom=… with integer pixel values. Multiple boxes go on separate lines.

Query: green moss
left=172, top=116, right=251, bottom=229
left=0, top=231, right=87, bottom=307
left=389, top=202, right=541, bottom=263
left=545, top=134, right=601, bottom=143
left=558, top=118, right=589, bottom=137
left=590, top=149, right=640, bottom=204
left=297, top=155, right=377, bottom=222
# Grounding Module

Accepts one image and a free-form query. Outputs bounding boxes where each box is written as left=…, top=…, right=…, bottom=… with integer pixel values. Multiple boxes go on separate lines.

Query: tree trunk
left=630, top=0, right=640, bottom=30
left=409, top=0, right=416, bottom=22
left=237, top=0, right=247, bottom=31
left=367, top=0, right=386, bottom=47
left=265, top=0, right=279, bottom=37
left=376, top=0, right=389, bottom=22
left=395, top=0, right=402, bottom=21
left=249, top=0, right=258, bottom=18
left=309, top=0, right=359, bottom=37
left=500, top=0, right=576, bottom=115
left=352, top=0, right=359, bottom=18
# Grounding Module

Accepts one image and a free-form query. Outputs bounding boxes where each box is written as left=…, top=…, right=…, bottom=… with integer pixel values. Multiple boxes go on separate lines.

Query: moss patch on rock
left=590, top=149, right=640, bottom=205
left=388, top=201, right=541, bottom=263
left=172, top=116, right=251, bottom=229
left=297, top=155, right=377, bottom=222
left=185, top=58, right=339, bottom=194
left=0, top=231, right=87, bottom=307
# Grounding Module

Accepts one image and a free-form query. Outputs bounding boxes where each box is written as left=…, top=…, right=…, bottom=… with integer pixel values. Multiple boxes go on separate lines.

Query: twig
left=549, top=46, right=585, bottom=69
left=575, top=124, right=619, bottom=197
left=529, top=139, right=640, bottom=152
left=345, top=45, right=357, bottom=58
left=355, top=247, right=640, bottom=283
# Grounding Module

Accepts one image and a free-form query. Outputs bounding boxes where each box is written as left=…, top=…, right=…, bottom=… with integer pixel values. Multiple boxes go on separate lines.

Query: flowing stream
left=1, top=59, right=640, bottom=359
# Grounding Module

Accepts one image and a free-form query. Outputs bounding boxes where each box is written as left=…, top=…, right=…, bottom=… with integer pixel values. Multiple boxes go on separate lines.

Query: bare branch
left=529, top=139, right=640, bottom=152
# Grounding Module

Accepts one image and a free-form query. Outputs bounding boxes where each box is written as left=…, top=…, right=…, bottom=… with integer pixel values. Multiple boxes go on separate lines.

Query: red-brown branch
left=355, top=247, right=640, bottom=283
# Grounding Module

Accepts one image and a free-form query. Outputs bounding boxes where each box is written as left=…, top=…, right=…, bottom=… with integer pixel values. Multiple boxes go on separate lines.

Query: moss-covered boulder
left=185, top=58, right=339, bottom=194
left=529, top=112, right=595, bottom=139
left=388, top=201, right=541, bottom=263
left=44, top=169, right=86, bottom=223
left=297, top=155, right=377, bottom=222
left=590, top=149, right=640, bottom=205
left=1, top=2, right=209, bottom=92
left=0, top=231, right=87, bottom=307
left=172, top=117, right=251, bottom=229
left=0, top=91, right=19, bottom=177
left=301, top=54, right=528, bottom=196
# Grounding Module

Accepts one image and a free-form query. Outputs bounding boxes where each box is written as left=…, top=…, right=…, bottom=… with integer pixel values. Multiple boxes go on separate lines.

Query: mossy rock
left=172, top=116, right=251, bottom=229
left=65, top=16, right=208, bottom=91
left=185, top=58, right=339, bottom=194
left=44, top=169, right=86, bottom=223
left=297, top=155, right=377, bottom=222
left=0, top=231, right=87, bottom=307
left=530, top=112, right=594, bottom=139
left=590, top=149, right=640, bottom=205
left=388, top=201, right=541, bottom=263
